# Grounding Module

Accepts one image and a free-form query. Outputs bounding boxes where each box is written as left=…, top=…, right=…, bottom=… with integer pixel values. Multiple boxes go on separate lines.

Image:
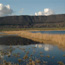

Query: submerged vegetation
left=0, top=44, right=65, bottom=65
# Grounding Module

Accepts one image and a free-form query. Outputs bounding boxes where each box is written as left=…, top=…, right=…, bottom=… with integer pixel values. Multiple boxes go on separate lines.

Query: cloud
left=0, top=3, right=13, bottom=17
left=35, top=12, right=38, bottom=16
left=44, top=8, right=54, bottom=16
left=35, top=11, right=42, bottom=16
left=35, top=8, right=54, bottom=16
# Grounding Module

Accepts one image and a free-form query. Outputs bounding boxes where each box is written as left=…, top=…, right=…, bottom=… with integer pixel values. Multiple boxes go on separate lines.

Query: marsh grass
left=19, top=31, right=65, bottom=47
left=3, top=31, right=65, bottom=48
left=1, top=27, right=65, bottom=31
left=57, top=61, right=64, bottom=65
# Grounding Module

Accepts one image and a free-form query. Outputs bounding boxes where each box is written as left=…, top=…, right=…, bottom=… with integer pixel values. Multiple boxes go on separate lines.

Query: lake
left=0, top=44, right=65, bottom=65
left=0, top=32, right=6, bottom=34
left=32, top=31, right=65, bottom=34
left=0, top=31, right=65, bottom=65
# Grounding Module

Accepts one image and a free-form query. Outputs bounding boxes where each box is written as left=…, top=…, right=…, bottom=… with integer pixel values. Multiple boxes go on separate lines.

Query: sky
left=0, top=0, right=65, bottom=16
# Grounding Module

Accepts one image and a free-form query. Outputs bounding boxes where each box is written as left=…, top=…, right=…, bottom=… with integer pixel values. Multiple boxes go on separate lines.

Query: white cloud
left=44, top=8, right=54, bottom=16
left=35, top=8, right=54, bottom=16
left=38, top=11, right=42, bottom=15
left=35, top=12, right=38, bottom=16
left=35, top=11, right=42, bottom=16
left=0, top=3, right=13, bottom=17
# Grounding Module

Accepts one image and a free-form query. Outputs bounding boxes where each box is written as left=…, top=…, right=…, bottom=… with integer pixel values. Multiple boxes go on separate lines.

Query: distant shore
left=1, top=28, right=65, bottom=31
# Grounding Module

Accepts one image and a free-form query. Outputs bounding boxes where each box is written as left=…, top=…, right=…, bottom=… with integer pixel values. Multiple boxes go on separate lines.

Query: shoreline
left=1, top=28, right=65, bottom=31
left=0, top=30, right=65, bottom=49
left=2, top=31, right=65, bottom=43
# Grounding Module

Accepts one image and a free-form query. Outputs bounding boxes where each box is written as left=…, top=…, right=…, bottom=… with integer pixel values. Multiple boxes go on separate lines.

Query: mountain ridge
left=0, top=14, right=65, bottom=28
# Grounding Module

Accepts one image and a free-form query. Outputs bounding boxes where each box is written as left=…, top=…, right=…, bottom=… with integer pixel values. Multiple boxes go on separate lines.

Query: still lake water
left=0, top=44, right=65, bottom=65
left=32, top=31, right=65, bottom=34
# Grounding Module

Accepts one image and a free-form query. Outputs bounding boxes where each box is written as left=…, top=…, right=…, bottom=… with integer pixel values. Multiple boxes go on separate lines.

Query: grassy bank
left=3, top=31, right=65, bottom=49
left=1, top=27, right=65, bottom=31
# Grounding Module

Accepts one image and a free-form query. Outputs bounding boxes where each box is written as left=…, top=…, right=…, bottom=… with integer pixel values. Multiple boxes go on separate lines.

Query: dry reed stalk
left=3, top=31, right=65, bottom=48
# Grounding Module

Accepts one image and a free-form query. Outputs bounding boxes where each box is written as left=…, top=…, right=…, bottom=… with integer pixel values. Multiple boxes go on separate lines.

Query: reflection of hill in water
left=0, top=35, right=38, bottom=45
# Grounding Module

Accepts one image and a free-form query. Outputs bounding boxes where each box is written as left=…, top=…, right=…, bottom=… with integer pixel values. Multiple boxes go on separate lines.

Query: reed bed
left=19, top=31, right=65, bottom=44
left=3, top=31, right=65, bottom=48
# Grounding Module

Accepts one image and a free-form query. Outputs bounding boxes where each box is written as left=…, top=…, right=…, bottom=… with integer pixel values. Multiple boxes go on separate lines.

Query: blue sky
left=0, top=0, right=65, bottom=16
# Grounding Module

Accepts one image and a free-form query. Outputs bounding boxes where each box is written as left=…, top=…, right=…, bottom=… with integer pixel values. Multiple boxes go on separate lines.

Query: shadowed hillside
left=0, top=14, right=65, bottom=28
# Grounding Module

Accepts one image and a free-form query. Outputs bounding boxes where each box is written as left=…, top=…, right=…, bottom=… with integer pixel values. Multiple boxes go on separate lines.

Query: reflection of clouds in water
left=44, top=46, right=49, bottom=51
left=0, top=45, right=7, bottom=50
left=0, top=45, right=12, bottom=59
left=0, top=45, right=6, bottom=58
left=0, top=54, right=4, bottom=58
left=35, top=44, right=53, bottom=51
left=35, top=44, right=42, bottom=48
left=35, top=44, right=37, bottom=47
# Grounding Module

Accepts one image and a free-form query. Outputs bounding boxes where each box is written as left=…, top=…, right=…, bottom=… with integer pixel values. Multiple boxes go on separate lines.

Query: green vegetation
left=57, top=61, right=64, bottom=65
left=1, top=27, right=65, bottom=31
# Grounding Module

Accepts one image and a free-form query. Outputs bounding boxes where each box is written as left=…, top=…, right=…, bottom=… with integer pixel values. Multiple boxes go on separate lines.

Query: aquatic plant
left=43, top=61, right=47, bottom=64
left=52, top=56, right=55, bottom=59
left=29, top=58, right=32, bottom=62
left=26, top=51, right=29, bottom=54
left=23, top=55, right=28, bottom=59
left=57, top=61, right=64, bottom=65
left=18, top=59, right=22, bottom=63
left=1, top=60, right=19, bottom=65
left=40, top=55, right=44, bottom=57
left=63, top=55, right=65, bottom=57
left=35, top=59, right=41, bottom=63
left=46, top=55, right=50, bottom=58
left=32, top=61, right=35, bottom=65
left=40, top=52, right=43, bottom=54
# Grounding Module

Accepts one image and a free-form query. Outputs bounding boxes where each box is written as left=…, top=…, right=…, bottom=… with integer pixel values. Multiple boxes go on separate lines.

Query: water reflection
left=0, top=32, right=6, bottom=34
left=0, top=46, right=14, bottom=59
left=35, top=44, right=53, bottom=51
left=44, top=46, right=50, bottom=51
left=31, top=31, right=65, bottom=34
left=0, top=45, right=8, bottom=50
left=0, top=44, right=65, bottom=65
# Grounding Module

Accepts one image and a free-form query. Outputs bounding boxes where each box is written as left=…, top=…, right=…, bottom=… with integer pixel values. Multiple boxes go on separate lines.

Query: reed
left=19, top=31, right=65, bottom=44
left=3, top=31, right=65, bottom=48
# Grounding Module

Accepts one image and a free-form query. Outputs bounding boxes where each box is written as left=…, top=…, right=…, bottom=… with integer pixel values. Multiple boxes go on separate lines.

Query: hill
left=0, top=14, right=65, bottom=28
